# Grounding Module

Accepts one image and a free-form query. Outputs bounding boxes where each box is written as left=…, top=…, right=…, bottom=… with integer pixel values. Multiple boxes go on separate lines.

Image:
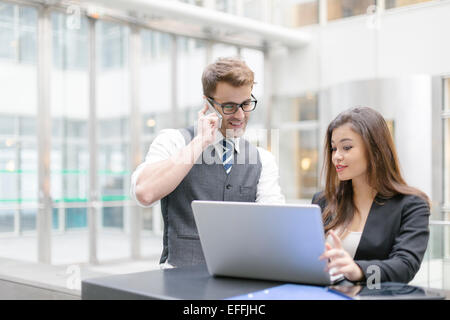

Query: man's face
left=210, top=82, right=253, bottom=138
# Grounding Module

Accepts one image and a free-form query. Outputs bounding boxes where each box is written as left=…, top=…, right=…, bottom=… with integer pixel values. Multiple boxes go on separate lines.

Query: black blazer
left=312, top=192, right=430, bottom=283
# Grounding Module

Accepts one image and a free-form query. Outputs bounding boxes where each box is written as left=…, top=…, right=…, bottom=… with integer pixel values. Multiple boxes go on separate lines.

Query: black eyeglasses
left=207, top=94, right=257, bottom=115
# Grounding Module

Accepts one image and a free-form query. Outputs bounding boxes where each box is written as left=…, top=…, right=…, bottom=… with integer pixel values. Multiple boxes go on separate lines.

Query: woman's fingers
left=319, top=248, right=346, bottom=261
left=329, top=230, right=343, bottom=249
left=330, top=265, right=355, bottom=277
left=326, top=257, right=349, bottom=271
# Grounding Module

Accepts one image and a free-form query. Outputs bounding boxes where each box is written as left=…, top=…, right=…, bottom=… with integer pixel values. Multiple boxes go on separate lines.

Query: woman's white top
left=326, top=230, right=362, bottom=258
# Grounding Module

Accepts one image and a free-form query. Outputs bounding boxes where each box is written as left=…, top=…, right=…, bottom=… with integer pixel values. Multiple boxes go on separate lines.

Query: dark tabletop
left=82, top=264, right=285, bottom=300
left=81, top=264, right=449, bottom=300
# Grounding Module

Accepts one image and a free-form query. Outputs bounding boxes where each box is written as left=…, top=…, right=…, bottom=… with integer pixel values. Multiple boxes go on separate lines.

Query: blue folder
left=226, top=284, right=352, bottom=300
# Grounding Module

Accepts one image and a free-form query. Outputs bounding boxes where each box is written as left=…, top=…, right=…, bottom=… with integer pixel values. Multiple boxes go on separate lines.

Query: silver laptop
left=191, top=200, right=343, bottom=286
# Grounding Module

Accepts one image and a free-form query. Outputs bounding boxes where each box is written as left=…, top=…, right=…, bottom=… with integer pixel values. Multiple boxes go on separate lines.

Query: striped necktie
left=222, top=139, right=234, bottom=175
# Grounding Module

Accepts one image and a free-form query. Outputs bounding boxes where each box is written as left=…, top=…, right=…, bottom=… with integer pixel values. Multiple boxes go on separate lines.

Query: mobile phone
left=205, top=98, right=222, bottom=130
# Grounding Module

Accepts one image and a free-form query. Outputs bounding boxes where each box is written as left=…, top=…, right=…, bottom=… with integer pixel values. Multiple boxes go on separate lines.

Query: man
left=131, top=57, right=284, bottom=268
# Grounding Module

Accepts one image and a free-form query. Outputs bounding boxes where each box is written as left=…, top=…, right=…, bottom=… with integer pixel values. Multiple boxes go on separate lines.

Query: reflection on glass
left=327, top=0, right=375, bottom=21
left=385, top=0, right=432, bottom=9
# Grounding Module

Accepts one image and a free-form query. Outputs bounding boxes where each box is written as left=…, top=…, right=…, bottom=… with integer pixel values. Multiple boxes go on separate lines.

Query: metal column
left=129, top=25, right=142, bottom=259
left=37, top=4, right=52, bottom=264
left=171, top=34, right=178, bottom=128
left=88, top=17, right=99, bottom=265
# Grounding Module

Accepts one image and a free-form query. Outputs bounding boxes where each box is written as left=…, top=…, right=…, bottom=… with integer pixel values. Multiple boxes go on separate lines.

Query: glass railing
left=0, top=169, right=133, bottom=232
left=410, top=221, right=450, bottom=290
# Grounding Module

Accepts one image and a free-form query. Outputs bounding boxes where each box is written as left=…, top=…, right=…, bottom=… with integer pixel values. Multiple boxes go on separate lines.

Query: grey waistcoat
left=160, top=126, right=262, bottom=267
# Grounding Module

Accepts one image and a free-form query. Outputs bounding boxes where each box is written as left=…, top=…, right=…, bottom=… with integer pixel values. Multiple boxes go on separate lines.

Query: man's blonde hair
left=202, top=57, right=255, bottom=97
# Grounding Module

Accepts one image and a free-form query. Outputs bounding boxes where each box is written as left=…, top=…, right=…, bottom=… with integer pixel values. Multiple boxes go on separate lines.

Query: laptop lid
left=191, top=201, right=333, bottom=286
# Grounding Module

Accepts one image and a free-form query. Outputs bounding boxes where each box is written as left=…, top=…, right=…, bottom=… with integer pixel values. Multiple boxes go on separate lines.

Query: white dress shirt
left=130, top=128, right=285, bottom=207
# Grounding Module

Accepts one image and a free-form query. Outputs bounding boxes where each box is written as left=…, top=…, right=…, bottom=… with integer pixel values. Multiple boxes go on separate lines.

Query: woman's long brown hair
left=321, top=107, right=430, bottom=234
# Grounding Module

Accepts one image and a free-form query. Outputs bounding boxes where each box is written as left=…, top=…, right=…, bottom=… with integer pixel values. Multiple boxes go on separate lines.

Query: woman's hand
left=319, top=230, right=365, bottom=282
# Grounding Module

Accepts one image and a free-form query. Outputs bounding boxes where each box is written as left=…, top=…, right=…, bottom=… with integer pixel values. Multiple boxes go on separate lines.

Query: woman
left=313, top=106, right=430, bottom=283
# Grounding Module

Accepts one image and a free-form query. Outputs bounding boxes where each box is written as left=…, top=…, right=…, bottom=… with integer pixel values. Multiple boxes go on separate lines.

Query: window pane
left=444, top=118, right=450, bottom=206
left=211, top=43, right=238, bottom=62
left=20, top=208, right=37, bottom=231
left=97, top=20, right=130, bottom=246
left=99, top=21, right=127, bottom=70
left=18, top=7, right=37, bottom=64
left=177, top=37, right=207, bottom=128
left=216, top=0, right=236, bottom=14
left=242, top=0, right=265, bottom=22
left=273, top=94, right=318, bottom=125
left=327, top=0, right=375, bottom=21
left=445, top=78, right=450, bottom=112
left=48, top=11, right=90, bottom=265
left=0, top=4, right=37, bottom=63
left=0, top=115, right=15, bottom=135
left=279, top=129, right=319, bottom=200
left=65, top=207, right=87, bottom=228
left=142, top=207, right=153, bottom=231
left=51, top=12, right=89, bottom=235
left=385, top=0, right=432, bottom=9
left=274, top=94, right=319, bottom=200
left=19, top=141, right=38, bottom=207
left=141, top=30, right=172, bottom=137
left=0, top=209, right=14, bottom=232
left=240, top=48, right=265, bottom=127
left=0, top=3, right=16, bottom=60
left=102, top=206, right=123, bottom=228
left=179, top=0, right=204, bottom=6
left=52, top=13, right=88, bottom=70
left=0, top=3, right=37, bottom=240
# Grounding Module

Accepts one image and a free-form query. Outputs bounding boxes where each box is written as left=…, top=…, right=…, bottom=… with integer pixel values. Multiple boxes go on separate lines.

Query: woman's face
left=331, top=123, right=368, bottom=182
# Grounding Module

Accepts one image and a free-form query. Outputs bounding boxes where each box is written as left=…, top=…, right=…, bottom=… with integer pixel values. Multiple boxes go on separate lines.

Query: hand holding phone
left=205, top=98, right=222, bottom=129
left=196, top=99, right=222, bottom=149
